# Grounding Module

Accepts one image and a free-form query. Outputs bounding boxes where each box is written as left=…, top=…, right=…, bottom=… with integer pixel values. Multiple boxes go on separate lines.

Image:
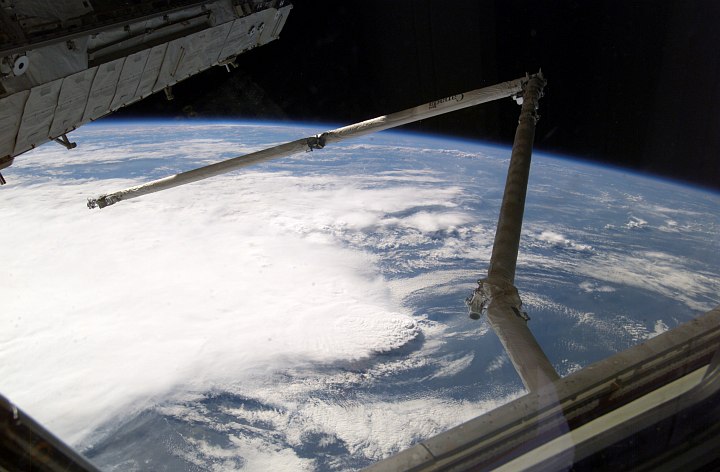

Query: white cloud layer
left=2, top=169, right=466, bottom=444
left=536, top=230, right=593, bottom=251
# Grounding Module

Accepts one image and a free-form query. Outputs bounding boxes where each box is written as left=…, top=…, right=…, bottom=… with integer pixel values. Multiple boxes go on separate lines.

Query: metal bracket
left=53, top=134, right=77, bottom=150
left=220, top=57, right=238, bottom=72
left=306, top=133, right=327, bottom=151
left=163, top=85, right=174, bottom=101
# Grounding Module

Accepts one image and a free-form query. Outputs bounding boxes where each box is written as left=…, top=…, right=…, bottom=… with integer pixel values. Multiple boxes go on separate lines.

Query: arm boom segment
left=87, top=77, right=527, bottom=208
left=467, top=72, right=559, bottom=392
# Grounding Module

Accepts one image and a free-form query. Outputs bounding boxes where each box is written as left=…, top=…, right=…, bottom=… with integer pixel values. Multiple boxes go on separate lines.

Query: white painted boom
left=87, top=76, right=526, bottom=208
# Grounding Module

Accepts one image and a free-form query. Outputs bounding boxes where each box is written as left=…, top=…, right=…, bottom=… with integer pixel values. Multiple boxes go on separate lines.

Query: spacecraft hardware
left=0, top=0, right=292, bottom=184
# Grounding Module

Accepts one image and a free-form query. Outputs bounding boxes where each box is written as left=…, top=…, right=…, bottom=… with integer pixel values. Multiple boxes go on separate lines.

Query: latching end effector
left=466, top=278, right=530, bottom=321
left=87, top=194, right=121, bottom=209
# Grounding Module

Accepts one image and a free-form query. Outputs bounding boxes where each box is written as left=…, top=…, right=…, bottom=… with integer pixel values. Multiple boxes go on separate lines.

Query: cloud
left=293, top=396, right=509, bottom=461
left=486, top=354, right=508, bottom=373
left=157, top=391, right=520, bottom=467
left=574, top=251, right=720, bottom=312
left=428, top=352, right=475, bottom=379
left=535, top=230, right=594, bottom=251
left=2, top=171, right=441, bottom=445
left=177, top=435, right=315, bottom=472
left=579, top=281, right=616, bottom=293
left=624, top=216, right=648, bottom=229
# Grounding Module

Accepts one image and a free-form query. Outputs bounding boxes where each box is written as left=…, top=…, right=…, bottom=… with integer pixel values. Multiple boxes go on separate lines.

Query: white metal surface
left=82, top=58, right=125, bottom=122
left=133, top=44, right=168, bottom=100
left=270, top=9, right=291, bottom=40
left=155, top=37, right=189, bottom=90
left=481, top=282, right=559, bottom=391
left=24, top=38, right=90, bottom=88
left=0, top=91, right=30, bottom=158
left=109, top=50, right=150, bottom=111
left=50, top=68, right=97, bottom=138
left=13, top=79, right=63, bottom=155
left=218, top=8, right=278, bottom=61
left=174, top=23, right=233, bottom=78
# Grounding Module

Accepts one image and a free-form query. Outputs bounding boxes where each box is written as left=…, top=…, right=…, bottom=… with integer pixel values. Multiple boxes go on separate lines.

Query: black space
left=114, top=0, right=720, bottom=191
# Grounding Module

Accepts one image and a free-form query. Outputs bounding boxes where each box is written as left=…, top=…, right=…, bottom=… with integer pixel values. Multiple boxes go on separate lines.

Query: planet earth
left=2, top=121, right=719, bottom=471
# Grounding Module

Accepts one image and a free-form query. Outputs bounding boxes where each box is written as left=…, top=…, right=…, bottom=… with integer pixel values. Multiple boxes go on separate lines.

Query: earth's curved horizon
left=2, top=120, right=718, bottom=471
